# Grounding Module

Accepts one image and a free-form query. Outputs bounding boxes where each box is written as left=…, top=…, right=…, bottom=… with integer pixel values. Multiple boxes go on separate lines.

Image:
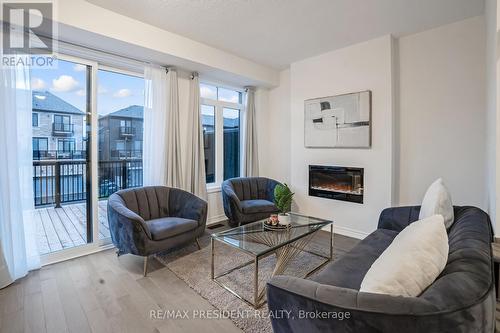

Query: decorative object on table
left=269, top=214, right=279, bottom=225
left=264, top=215, right=290, bottom=231
left=304, top=90, right=371, bottom=148
left=263, top=222, right=290, bottom=231
left=274, top=183, right=294, bottom=226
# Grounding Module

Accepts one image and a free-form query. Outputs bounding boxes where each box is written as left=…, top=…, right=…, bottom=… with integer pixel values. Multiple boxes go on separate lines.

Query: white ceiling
left=86, top=0, right=484, bottom=70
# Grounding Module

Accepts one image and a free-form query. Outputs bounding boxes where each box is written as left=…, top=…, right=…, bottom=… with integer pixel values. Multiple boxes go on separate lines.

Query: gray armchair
left=107, top=186, right=207, bottom=275
left=222, top=177, right=281, bottom=226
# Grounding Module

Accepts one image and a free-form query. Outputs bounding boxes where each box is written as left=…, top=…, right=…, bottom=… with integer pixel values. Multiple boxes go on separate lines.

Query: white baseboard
left=207, top=214, right=227, bottom=225
left=322, top=225, right=369, bottom=240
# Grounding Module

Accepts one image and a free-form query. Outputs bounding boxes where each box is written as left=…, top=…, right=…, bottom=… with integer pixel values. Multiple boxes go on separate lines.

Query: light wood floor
left=34, top=201, right=110, bottom=255
left=1, top=229, right=497, bottom=333
left=0, top=247, right=246, bottom=333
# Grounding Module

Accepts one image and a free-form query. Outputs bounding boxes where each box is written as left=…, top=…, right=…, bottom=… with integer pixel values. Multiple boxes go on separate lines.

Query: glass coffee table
left=211, top=213, right=333, bottom=309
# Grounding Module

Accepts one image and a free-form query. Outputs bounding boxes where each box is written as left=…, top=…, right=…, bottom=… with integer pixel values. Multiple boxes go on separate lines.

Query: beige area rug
left=155, top=232, right=336, bottom=333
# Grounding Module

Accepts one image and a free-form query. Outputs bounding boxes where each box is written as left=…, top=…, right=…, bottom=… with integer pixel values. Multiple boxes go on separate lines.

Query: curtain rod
left=39, top=34, right=168, bottom=68
left=60, top=39, right=162, bottom=67
left=41, top=36, right=245, bottom=85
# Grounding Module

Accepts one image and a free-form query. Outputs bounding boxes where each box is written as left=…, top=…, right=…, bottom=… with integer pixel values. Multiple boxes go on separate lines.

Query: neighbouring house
left=32, top=90, right=86, bottom=160
left=98, top=105, right=144, bottom=161
left=202, top=114, right=240, bottom=183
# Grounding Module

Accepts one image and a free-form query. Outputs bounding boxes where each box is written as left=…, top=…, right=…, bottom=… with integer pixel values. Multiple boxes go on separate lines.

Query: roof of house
left=99, top=105, right=239, bottom=127
left=202, top=114, right=240, bottom=128
left=32, top=91, right=84, bottom=115
left=103, top=105, right=144, bottom=119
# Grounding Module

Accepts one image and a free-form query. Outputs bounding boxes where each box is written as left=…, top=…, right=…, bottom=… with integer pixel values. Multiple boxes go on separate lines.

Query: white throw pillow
left=419, top=178, right=454, bottom=229
left=360, top=215, right=448, bottom=297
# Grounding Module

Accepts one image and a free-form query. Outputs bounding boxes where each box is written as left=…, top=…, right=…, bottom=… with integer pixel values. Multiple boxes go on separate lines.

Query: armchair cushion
left=108, top=186, right=207, bottom=257
left=240, top=199, right=277, bottom=214
left=146, top=217, right=198, bottom=241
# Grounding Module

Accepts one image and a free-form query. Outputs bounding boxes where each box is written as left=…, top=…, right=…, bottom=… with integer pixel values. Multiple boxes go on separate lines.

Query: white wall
left=288, top=36, right=395, bottom=238
left=259, top=69, right=291, bottom=184
left=485, top=0, right=498, bottom=230
left=397, top=17, right=487, bottom=209
left=263, top=17, right=489, bottom=239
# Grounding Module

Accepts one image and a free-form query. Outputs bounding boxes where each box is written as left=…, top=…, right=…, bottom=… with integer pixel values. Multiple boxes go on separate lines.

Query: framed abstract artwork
left=304, top=90, right=371, bottom=148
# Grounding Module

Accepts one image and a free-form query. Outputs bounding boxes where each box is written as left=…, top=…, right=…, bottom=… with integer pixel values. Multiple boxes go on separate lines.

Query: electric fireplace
left=309, top=165, right=364, bottom=203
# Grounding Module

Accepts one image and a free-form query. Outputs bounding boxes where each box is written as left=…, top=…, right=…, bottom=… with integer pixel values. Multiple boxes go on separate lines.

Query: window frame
left=200, top=82, right=244, bottom=189
left=57, top=138, right=76, bottom=152
left=32, top=112, right=39, bottom=127
left=222, top=107, right=241, bottom=181
left=32, top=137, right=48, bottom=152
left=53, top=114, right=72, bottom=132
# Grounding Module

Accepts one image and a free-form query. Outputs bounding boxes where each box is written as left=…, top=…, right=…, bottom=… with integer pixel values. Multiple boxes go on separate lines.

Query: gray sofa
left=222, top=177, right=280, bottom=226
left=107, top=186, right=207, bottom=275
left=267, top=206, right=495, bottom=333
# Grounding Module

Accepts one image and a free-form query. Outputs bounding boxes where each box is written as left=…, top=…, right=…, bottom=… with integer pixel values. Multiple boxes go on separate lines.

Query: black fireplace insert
left=309, top=165, right=364, bottom=203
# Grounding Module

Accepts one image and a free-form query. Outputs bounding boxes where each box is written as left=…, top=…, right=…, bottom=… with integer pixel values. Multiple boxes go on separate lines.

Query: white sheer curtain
left=165, top=69, right=183, bottom=188
left=243, top=87, right=259, bottom=176
left=0, top=58, right=40, bottom=288
left=185, top=73, right=207, bottom=199
left=143, top=64, right=168, bottom=186
left=143, top=65, right=183, bottom=188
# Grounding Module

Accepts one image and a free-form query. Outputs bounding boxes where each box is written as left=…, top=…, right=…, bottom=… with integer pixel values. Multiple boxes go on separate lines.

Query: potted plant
left=274, top=183, right=294, bottom=225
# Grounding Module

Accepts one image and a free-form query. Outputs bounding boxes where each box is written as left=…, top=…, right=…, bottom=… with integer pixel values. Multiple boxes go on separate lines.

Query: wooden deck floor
left=34, top=201, right=110, bottom=255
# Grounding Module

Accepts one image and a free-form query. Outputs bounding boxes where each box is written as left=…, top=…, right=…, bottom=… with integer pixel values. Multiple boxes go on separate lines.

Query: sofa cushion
left=240, top=199, right=278, bottom=214
left=418, top=206, right=493, bottom=310
left=360, top=215, right=449, bottom=297
left=311, top=228, right=398, bottom=290
left=419, top=178, right=454, bottom=228
left=146, top=217, right=198, bottom=241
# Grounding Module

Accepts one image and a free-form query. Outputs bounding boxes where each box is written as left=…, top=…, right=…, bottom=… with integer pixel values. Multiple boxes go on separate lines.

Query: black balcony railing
left=119, top=126, right=135, bottom=136
left=110, top=149, right=142, bottom=159
left=53, top=122, right=74, bottom=134
left=33, top=150, right=87, bottom=160
left=33, top=159, right=143, bottom=207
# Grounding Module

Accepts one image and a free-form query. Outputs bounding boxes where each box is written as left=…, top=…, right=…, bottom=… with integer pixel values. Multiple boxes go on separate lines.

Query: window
left=97, top=68, right=144, bottom=207
left=202, top=105, right=215, bottom=183
left=58, top=138, right=75, bottom=152
left=33, top=137, right=48, bottom=152
left=200, top=83, right=243, bottom=185
left=53, top=114, right=72, bottom=132
left=32, top=137, right=48, bottom=159
left=200, top=83, right=242, bottom=104
left=32, top=113, right=38, bottom=127
left=120, top=119, right=132, bottom=127
left=200, top=83, right=217, bottom=100
left=54, top=114, right=70, bottom=124
left=223, top=108, right=240, bottom=180
left=116, top=140, right=125, bottom=151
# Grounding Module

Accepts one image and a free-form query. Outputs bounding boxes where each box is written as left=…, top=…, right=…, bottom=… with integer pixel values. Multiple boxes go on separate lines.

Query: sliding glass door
left=97, top=67, right=145, bottom=243
left=31, top=55, right=95, bottom=257
left=30, top=53, right=145, bottom=262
